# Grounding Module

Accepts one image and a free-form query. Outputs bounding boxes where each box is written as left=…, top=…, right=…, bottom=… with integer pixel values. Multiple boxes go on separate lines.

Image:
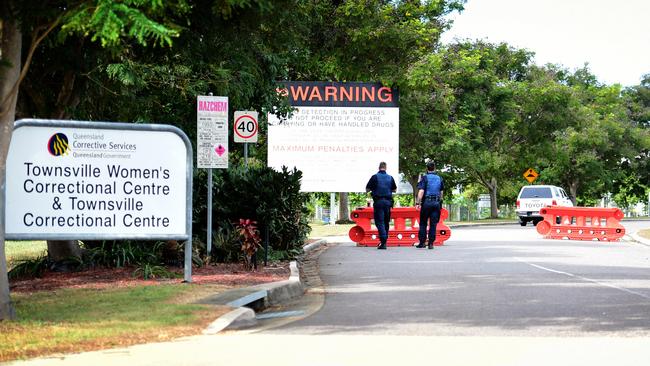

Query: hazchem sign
left=197, top=95, right=229, bottom=169
left=4, top=119, right=192, bottom=240
left=267, top=81, right=399, bottom=192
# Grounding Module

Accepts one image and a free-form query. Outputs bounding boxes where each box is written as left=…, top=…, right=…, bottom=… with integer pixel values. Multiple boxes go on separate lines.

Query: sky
left=441, top=0, right=650, bottom=87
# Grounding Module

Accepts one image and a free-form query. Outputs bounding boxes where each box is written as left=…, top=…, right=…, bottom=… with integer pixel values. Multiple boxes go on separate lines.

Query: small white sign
left=233, top=111, right=258, bottom=143
left=197, top=95, right=228, bottom=169
left=478, top=194, right=491, bottom=208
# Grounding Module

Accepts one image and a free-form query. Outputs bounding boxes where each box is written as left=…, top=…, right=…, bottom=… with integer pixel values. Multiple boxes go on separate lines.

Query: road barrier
left=535, top=206, right=626, bottom=241
left=348, top=207, right=451, bottom=247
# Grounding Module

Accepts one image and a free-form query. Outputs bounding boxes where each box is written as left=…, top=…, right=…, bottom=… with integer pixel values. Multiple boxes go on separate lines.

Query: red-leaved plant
left=236, top=219, right=261, bottom=270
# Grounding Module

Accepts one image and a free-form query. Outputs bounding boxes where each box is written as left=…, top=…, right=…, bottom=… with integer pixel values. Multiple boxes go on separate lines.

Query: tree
left=542, top=67, right=643, bottom=205
left=427, top=41, right=534, bottom=217
left=400, top=52, right=469, bottom=199
left=1, top=0, right=184, bottom=320
left=613, top=74, right=650, bottom=207
left=288, top=0, right=464, bottom=218
left=624, top=74, right=650, bottom=128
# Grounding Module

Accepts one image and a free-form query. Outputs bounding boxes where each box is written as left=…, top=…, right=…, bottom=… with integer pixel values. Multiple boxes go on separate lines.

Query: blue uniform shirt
left=417, top=172, right=444, bottom=196
left=366, top=171, right=397, bottom=199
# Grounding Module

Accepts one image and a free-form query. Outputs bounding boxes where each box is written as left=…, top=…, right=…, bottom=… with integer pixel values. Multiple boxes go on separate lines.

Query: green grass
left=639, top=229, right=650, bottom=240
left=0, top=284, right=227, bottom=361
left=4, top=241, right=47, bottom=269
left=309, top=222, right=355, bottom=238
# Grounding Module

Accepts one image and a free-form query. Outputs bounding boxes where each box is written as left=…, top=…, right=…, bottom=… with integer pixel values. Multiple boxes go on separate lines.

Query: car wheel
left=519, top=219, right=527, bottom=227
left=533, top=219, right=541, bottom=226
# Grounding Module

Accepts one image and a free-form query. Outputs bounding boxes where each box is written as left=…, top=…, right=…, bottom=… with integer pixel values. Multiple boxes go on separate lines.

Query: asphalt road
left=263, top=221, right=650, bottom=337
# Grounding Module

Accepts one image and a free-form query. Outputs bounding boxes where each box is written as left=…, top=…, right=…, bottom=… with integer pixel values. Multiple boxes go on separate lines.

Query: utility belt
left=424, top=195, right=441, bottom=202
left=373, top=195, right=392, bottom=201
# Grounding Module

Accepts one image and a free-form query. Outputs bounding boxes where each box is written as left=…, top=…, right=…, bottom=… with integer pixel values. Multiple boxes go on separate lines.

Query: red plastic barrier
left=536, top=206, right=625, bottom=241
left=348, top=207, right=451, bottom=247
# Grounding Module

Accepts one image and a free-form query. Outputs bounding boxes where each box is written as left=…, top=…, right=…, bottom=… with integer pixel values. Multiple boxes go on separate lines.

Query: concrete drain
left=255, top=310, right=305, bottom=320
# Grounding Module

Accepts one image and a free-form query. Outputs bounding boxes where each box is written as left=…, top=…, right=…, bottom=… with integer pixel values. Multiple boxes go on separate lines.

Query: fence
left=312, top=202, right=516, bottom=223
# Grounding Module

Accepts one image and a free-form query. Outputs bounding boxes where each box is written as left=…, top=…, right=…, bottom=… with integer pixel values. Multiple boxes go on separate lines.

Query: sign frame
left=3, top=119, right=193, bottom=242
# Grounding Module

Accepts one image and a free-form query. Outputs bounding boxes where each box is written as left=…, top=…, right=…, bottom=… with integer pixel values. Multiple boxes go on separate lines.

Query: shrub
left=195, top=165, right=311, bottom=262
left=236, top=219, right=261, bottom=270
left=210, top=223, right=241, bottom=263
left=132, top=263, right=177, bottom=280
left=81, top=241, right=168, bottom=268
left=8, top=255, right=49, bottom=280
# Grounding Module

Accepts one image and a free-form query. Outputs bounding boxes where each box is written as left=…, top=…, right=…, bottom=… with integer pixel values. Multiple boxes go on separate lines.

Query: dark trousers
left=418, top=200, right=441, bottom=245
left=373, top=199, right=392, bottom=244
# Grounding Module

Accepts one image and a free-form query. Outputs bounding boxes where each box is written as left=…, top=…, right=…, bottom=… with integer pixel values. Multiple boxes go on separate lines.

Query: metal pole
left=207, top=168, right=212, bottom=256
left=184, top=238, right=192, bottom=282
left=264, top=225, right=269, bottom=266
left=244, top=142, right=249, bottom=171
left=330, top=192, right=336, bottom=225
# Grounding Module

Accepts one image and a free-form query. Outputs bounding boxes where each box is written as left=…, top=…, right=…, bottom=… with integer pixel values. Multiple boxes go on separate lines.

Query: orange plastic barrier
left=536, top=206, right=626, bottom=241
left=348, top=207, right=451, bottom=247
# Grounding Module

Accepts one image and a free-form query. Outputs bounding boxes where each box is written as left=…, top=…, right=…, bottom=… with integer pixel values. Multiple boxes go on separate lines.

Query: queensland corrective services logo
left=47, top=133, right=70, bottom=156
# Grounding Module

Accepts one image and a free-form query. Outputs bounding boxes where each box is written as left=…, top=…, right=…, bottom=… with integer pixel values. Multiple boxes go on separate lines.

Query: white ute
left=516, top=185, right=573, bottom=226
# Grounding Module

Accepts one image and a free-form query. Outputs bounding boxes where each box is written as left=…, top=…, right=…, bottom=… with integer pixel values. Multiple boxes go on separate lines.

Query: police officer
left=365, top=161, right=397, bottom=250
left=415, top=160, right=444, bottom=249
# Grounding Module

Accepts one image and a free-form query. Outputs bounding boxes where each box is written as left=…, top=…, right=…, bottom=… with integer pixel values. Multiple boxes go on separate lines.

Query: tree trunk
left=47, top=241, right=83, bottom=262
left=337, top=192, right=350, bottom=223
left=489, top=177, right=499, bottom=219
left=47, top=70, right=83, bottom=263
left=569, top=181, right=578, bottom=206
left=409, top=175, right=420, bottom=204
left=0, top=17, right=22, bottom=320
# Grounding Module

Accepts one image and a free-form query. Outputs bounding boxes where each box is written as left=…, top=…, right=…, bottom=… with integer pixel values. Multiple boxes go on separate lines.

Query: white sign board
left=197, top=95, right=228, bottom=168
left=268, top=82, right=399, bottom=192
left=478, top=194, right=491, bottom=208
left=5, top=121, right=190, bottom=239
left=233, top=111, right=259, bottom=143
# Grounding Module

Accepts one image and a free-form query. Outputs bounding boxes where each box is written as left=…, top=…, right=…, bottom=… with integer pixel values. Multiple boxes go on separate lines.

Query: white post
left=330, top=192, right=336, bottom=225
left=244, top=142, right=248, bottom=171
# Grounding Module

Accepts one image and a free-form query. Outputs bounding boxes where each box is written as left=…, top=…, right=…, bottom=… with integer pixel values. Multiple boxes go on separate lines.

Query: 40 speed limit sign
left=233, top=111, right=258, bottom=143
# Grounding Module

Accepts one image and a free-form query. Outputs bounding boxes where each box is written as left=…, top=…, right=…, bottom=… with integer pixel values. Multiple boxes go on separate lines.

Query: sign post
left=233, top=111, right=258, bottom=171
left=197, top=95, right=228, bottom=256
left=4, top=119, right=193, bottom=281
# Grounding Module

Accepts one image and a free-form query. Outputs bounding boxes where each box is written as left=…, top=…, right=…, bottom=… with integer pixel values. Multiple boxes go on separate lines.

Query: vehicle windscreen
left=520, top=187, right=552, bottom=198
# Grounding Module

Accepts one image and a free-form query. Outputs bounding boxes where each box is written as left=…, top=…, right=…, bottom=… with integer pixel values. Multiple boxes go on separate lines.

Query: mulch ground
left=9, top=262, right=291, bottom=293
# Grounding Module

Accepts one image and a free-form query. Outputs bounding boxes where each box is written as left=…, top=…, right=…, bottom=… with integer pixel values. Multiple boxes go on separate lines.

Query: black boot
left=415, top=243, right=426, bottom=248
left=428, top=242, right=434, bottom=249
left=377, top=240, right=387, bottom=250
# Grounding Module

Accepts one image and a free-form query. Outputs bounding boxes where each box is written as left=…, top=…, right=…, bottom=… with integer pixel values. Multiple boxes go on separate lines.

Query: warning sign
left=523, top=168, right=539, bottom=183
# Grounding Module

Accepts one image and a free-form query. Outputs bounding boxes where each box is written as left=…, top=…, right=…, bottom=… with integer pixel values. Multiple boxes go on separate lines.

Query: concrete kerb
left=202, top=240, right=331, bottom=334
left=630, top=231, right=650, bottom=247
